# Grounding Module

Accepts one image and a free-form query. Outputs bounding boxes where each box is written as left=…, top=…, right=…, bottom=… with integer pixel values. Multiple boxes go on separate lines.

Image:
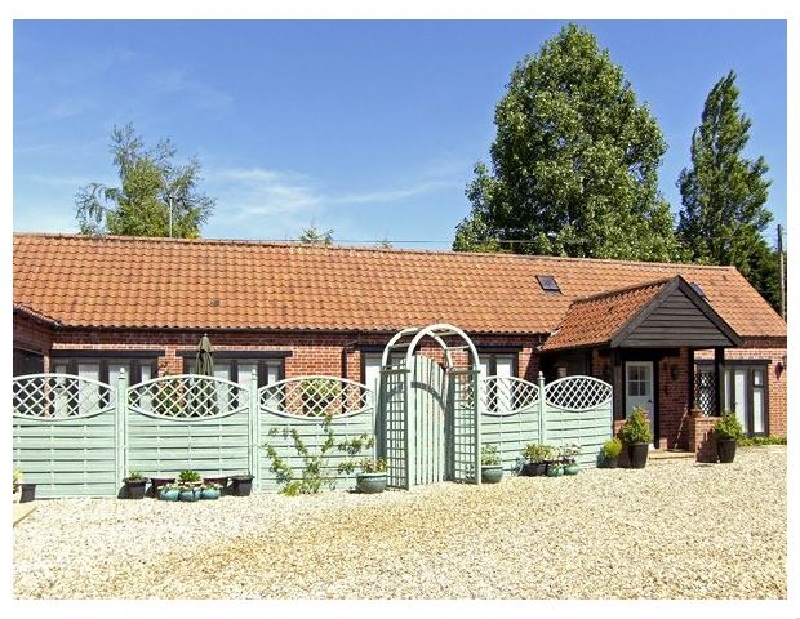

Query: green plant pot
left=160, top=487, right=180, bottom=501
left=627, top=442, right=649, bottom=469
left=201, top=487, right=221, bottom=500
left=179, top=487, right=201, bottom=502
left=481, top=465, right=503, bottom=484
left=355, top=472, right=387, bottom=494
left=717, top=438, right=737, bottom=463
left=545, top=465, right=563, bottom=477
left=564, top=463, right=579, bottom=476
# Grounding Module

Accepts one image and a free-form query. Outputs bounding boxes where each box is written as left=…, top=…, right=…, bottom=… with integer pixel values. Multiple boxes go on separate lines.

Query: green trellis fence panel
left=258, top=376, right=375, bottom=493
left=12, top=374, right=121, bottom=498
left=480, top=373, right=613, bottom=470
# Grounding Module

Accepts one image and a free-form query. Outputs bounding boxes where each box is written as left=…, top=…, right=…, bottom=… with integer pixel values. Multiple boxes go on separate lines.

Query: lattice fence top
left=13, top=373, right=116, bottom=419
left=481, top=376, right=539, bottom=415
left=127, top=375, right=250, bottom=419
left=544, top=376, right=612, bottom=411
left=259, top=376, right=373, bottom=418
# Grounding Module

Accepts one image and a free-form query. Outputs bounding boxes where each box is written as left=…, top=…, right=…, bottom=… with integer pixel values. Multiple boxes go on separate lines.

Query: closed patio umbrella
left=196, top=334, right=214, bottom=376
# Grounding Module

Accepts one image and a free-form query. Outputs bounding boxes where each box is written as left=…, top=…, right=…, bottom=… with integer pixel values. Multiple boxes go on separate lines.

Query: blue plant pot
left=179, top=487, right=201, bottom=502
left=546, top=465, right=563, bottom=477
left=160, top=487, right=180, bottom=501
left=564, top=464, right=580, bottom=476
left=356, top=472, right=387, bottom=494
left=481, top=465, right=504, bottom=484
left=201, top=487, right=221, bottom=500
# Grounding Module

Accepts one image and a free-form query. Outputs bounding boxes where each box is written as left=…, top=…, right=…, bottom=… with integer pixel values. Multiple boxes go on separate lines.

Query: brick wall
left=688, top=416, right=718, bottom=463
left=30, top=326, right=540, bottom=384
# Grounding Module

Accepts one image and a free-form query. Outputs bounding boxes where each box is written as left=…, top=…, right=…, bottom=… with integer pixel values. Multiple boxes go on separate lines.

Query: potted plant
left=178, top=469, right=202, bottom=501
left=231, top=473, right=254, bottom=496
left=545, top=459, right=564, bottom=477
left=13, top=469, right=22, bottom=503
left=149, top=475, right=176, bottom=498
left=123, top=470, right=147, bottom=499
left=201, top=483, right=222, bottom=500
left=602, top=437, right=623, bottom=468
left=521, top=443, right=552, bottom=476
left=159, top=484, right=181, bottom=501
left=562, top=444, right=581, bottom=475
left=354, top=458, right=388, bottom=494
left=179, top=485, right=201, bottom=502
left=621, top=407, right=652, bottom=469
left=202, top=475, right=228, bottom=493
left=714, top=411, right=743, bottom=463
left=480, top=444, right=503, bottom=484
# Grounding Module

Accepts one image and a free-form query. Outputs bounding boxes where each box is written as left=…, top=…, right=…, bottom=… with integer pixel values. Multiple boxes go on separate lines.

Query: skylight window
left=536, top=275, right=561, bottom=293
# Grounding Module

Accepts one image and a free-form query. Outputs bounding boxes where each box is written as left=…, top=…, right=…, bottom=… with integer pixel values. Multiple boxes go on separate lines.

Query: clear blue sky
left=13, top=19, right=788, bottom=250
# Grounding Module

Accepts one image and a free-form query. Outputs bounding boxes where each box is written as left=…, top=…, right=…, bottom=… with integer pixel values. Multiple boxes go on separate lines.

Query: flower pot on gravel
left=149, top=477, right=176, bottom=498
left=564, top=462, right=579, bottom=476
left=201, top=485, right=221, bottom=500
left=179, top=486, right=201, bottom=502
left=545, top=463, right=563, bottom=477
left=123, top=476, right=147, bottom=500
left=604, top=456, right=619, bottom=469
left=480, top=465, right=503, bottom=484
left=20, top=483, right=36, bottom=503
left=231, top=475, right=254, bottom=496
left=355, top=472, right=387, bottom=494
left=202, top=476, right=228, bottom=493
left=717, top=438, right=737, bottom=464
left=159, top=486, right=180, bottom=501
left=627, top=443, right=649, bottom=469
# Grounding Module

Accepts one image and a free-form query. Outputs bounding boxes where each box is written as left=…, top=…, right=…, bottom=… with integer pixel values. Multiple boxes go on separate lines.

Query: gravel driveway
left=13, top=446, right=786, bottom=599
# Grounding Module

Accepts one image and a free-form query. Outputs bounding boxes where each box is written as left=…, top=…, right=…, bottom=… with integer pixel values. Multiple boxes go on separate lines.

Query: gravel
left=13, top=446, right=786, bottom=599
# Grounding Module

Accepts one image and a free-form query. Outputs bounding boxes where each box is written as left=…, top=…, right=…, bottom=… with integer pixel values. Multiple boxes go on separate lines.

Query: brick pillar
left=689, top=417, right=718, bottom=463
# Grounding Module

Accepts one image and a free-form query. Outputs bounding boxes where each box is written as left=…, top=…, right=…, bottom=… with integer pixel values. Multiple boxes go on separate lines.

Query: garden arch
left=378, top=324, right=481, bottom=489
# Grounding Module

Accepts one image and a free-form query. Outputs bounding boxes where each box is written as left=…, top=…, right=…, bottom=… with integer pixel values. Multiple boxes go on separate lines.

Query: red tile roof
left=12, top=233, right=787, bottom=338
left=540, top=279, right=669, bottom=351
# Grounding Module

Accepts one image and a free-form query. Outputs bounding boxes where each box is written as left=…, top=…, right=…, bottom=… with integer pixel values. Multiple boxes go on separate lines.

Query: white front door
left=625, top=361, right=655, bottom=446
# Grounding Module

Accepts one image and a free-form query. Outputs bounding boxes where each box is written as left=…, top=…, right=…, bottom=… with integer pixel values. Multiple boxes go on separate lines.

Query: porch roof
left=540, top=276, right=743, bottom=351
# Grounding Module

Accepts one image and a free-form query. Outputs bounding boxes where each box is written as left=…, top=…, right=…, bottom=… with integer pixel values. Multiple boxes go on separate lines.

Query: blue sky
left=13, top=19, right=788, bottom=249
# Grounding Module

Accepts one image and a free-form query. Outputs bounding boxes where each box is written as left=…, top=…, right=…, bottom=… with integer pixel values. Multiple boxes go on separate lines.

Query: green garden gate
left=377, top=324, right=481, bottom=489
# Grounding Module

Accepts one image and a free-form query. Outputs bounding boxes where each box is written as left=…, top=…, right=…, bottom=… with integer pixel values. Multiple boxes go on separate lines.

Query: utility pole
left=168, top=195, right=173, bottom=239
left=778, top=223, right=785, bottom=320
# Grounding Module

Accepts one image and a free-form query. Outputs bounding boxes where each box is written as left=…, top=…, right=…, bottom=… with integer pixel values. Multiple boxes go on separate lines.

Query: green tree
left=677, top=70, right=775, bottom=301
left=454, top=23, right=678, bottom=261
left=75, top=123, right=214, bottom=238
left=298, top=222, right=333, bottom=245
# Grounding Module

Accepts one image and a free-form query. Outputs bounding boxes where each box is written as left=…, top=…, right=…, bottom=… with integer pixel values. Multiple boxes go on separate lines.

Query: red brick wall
left=688, top=416, right=718, bottom=463
left=37, top=327, right=540, bottom=383
left=694, top=343, right=787, bottom=437
left=657, top=349, right=691, bottom=450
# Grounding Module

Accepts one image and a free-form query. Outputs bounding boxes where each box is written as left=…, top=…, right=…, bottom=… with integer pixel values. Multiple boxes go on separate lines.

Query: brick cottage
left=13, top=233, right=787, bottom=457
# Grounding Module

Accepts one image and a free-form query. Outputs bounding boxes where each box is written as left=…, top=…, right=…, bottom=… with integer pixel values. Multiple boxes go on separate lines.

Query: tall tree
left=454, top=23, right=678, bottom=261
left=677, top=70, right=775, bottom=295
left=75, top=123, right=214, bottom=238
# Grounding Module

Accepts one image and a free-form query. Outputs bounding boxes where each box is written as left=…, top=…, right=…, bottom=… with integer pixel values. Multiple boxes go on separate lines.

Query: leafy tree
left=75, top=123, right=214, bottom=238
left=454, top=23, right=678, bottom=261
left=677, top=70, right=775, bottom=302
left=298, top=222, right=333, bottom=245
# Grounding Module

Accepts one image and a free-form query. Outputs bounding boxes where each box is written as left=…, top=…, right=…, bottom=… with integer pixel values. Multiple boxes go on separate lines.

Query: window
left=182, top=356, right=284, bottom=389
left=478, top=351, right=517, bottom=412
left=49, top=351, right=159, bottom=385
left=362, top=351, right=406, bottom=390
left=13, top=348, right=44, bottom=376
left=695, top=361, right=769, bottom=436
left=536, top=274, right=561, bottom=293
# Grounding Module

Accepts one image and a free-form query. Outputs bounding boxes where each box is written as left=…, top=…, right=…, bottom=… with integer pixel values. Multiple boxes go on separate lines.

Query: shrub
left=522, top=443, right=554, bottom=463
left=178, top=469, right=201, bottom=483
left=714, top=411, right=743, bottom=440
left=737, top=435, right=787, bottom=446
left=621, top=407, right=652, bottom=444
left=126, top=470, right=145, bottom=481
left=480, top=444, right=501, bottom=466
left=602, top=437, right=622, bottom=458
left=359, top=458, right=387, bottom=473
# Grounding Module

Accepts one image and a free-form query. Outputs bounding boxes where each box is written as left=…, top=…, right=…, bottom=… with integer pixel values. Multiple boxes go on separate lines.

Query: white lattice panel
left=13, top=374, right=115, bottom=419
left=544, top=376, right=612, bottom=411
left=259, top=376, right=373, bottom=418
left=127, top=375, right=249, bottom=418
left=481, top=376, right=539, bottom=415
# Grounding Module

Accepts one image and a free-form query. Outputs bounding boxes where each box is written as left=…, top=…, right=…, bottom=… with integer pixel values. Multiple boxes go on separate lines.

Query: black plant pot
left=522, top=462, right=547, bottom=477
left=605, top=456, right=619, bottom=469
left=20, top=483, right=36, bottom=503
left=717, top=438, right=737, bottom=463
left=124, top=478, right=147, bottom=499
left=231, top=475, right=254, bottom=496
left=627, top=443, right=649, bottom=469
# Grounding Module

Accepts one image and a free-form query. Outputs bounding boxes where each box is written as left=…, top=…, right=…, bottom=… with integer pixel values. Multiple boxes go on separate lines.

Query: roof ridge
left=12, top=232, right=741, bottom=270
